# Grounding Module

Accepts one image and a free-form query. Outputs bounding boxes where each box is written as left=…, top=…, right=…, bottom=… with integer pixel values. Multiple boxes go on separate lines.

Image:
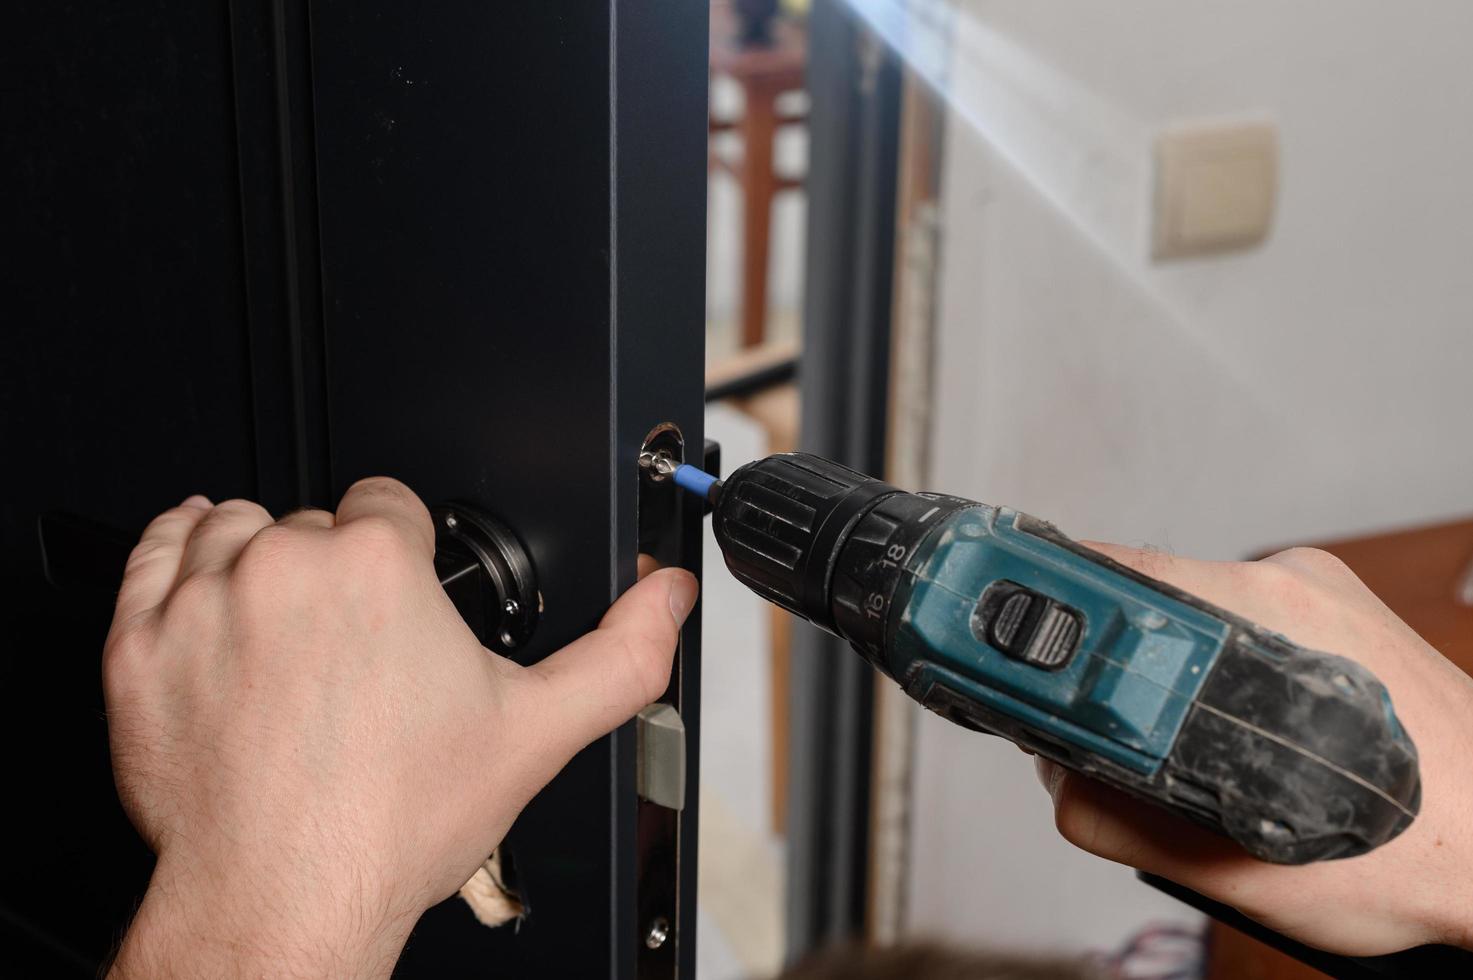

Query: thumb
left=517, top=567, right=698, bottom=773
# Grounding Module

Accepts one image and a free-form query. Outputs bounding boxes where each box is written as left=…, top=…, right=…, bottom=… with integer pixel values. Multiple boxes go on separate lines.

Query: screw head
left=644, top=916, right=670, bottom=950
left=639, top=448, right=677, bottom=482
left=444, top=513, right=459, bottom=529
left=503, top=598, right=521, bottom=617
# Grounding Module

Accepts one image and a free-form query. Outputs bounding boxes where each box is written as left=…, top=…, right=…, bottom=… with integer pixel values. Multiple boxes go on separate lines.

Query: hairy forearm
left=110, top=856, right=416, bottom=979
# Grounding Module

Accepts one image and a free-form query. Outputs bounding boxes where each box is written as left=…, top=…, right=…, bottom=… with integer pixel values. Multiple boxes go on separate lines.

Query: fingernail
left=667, top=570, right=699, bottom=625
left=180, top=495, right=213, bottom=510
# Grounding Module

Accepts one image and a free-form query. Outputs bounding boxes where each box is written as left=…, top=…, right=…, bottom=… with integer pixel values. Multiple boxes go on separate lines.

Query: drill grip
left=895, top=511, right=1420, bottom=864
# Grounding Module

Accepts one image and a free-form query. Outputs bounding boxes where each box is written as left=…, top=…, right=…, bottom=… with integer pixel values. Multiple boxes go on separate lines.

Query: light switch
left=1153, top=119, right=1277, bottom=260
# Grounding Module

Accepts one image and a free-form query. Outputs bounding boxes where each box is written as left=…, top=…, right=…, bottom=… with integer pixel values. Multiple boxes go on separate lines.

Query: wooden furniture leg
left=738, top=79, right=779, bottom=349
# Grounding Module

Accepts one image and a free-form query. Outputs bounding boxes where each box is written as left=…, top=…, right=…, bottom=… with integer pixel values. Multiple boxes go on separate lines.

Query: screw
left=503, top=598, right=521, bottom=618
left=639, top=449, right=678, bottom=482
left=644, top=916, right=670, bottom=950
left=444, top=513, right=459, bottom=529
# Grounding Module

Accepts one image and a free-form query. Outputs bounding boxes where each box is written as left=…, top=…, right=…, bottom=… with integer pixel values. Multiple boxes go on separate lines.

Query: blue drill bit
left=672, top=463, right=720, bottom=502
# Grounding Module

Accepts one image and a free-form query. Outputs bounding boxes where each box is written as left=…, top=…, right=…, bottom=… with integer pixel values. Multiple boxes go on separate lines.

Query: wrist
left=111, top=850, right=420, bottom=979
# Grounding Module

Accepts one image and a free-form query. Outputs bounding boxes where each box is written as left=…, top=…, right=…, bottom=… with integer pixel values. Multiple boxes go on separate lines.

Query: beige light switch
left=1153, top=119, right=1277, bottom=260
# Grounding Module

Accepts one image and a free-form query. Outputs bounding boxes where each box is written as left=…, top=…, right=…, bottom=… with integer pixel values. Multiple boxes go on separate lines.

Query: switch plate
left=1153, top=119, right=1277, bottom=260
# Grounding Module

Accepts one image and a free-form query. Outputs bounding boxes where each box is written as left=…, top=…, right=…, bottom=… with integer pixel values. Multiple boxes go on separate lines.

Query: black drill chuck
left=711, top=453, right=972, bottom=669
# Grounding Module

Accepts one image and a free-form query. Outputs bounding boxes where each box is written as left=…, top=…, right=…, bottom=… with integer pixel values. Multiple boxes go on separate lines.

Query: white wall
left=905, top=0, right=1473, bottom=956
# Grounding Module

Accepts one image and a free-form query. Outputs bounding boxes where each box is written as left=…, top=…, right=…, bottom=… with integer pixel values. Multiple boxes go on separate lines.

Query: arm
left=1039, top=543, right=1473, bottom=956
left=103, top=479, right=696, bottom=978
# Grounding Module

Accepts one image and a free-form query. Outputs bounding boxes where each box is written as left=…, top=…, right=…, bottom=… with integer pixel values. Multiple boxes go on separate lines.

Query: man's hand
left=103, top=479, right=697, bottom=978
left=1038, top=543, right=1473, bottom=956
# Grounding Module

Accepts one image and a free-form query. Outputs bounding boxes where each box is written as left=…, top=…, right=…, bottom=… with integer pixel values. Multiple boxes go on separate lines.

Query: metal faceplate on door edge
left=632, top=426, right=718, bottom=978
left=634, top=421, right=687, bottom=977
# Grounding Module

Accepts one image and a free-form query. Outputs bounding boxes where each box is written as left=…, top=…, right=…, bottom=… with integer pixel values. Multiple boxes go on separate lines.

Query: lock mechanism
left=432, top=504, right=540, bottom=655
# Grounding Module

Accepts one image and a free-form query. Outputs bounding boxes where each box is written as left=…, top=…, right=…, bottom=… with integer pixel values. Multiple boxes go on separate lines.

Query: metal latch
left=636, top=703, right=686, bottom=811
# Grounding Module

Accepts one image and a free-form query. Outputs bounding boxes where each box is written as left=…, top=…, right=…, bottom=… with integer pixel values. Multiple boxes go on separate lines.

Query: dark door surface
left=0, top=2, right=706, bottom=976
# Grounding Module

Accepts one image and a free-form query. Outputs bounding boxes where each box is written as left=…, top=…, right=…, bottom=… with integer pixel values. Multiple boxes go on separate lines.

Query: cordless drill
left=661, top=451, right=1419, bottom=864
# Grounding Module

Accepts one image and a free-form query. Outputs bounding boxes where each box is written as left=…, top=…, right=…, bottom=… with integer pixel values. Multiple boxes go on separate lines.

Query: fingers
left=279, top=507, right=336, bottom=531
left=114, top=496, right=214, bottom=624
left=334, top=476, right=435, bottom=559
left=1037, top=545, right=1247, bottom=876
left=176, top=499, right=274, bottom=580
left=517, top=568, right=698, bottom=772
left=1035, top=757, right=1330, bottom=929
left=1037, top=757, right=1246, bottom=880
left=1038, top=544, right=1281, bottom=882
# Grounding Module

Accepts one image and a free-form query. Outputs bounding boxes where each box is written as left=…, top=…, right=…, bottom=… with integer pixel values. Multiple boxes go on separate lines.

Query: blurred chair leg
left=738, top=80, right=779, bottom=349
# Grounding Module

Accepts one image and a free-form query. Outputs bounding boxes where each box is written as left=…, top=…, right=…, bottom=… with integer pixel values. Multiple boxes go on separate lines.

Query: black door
left=0, top=2, right=706, bottom=976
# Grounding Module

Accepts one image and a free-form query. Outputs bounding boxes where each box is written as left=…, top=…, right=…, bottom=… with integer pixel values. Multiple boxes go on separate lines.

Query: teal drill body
left=704, top=452, right=1421, bottom=864
left=891, top=506, right=1223, bottom=775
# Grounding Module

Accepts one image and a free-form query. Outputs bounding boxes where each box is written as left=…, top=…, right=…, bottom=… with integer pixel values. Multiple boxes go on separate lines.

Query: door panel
left=0, top=2, right=706, bottom=975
